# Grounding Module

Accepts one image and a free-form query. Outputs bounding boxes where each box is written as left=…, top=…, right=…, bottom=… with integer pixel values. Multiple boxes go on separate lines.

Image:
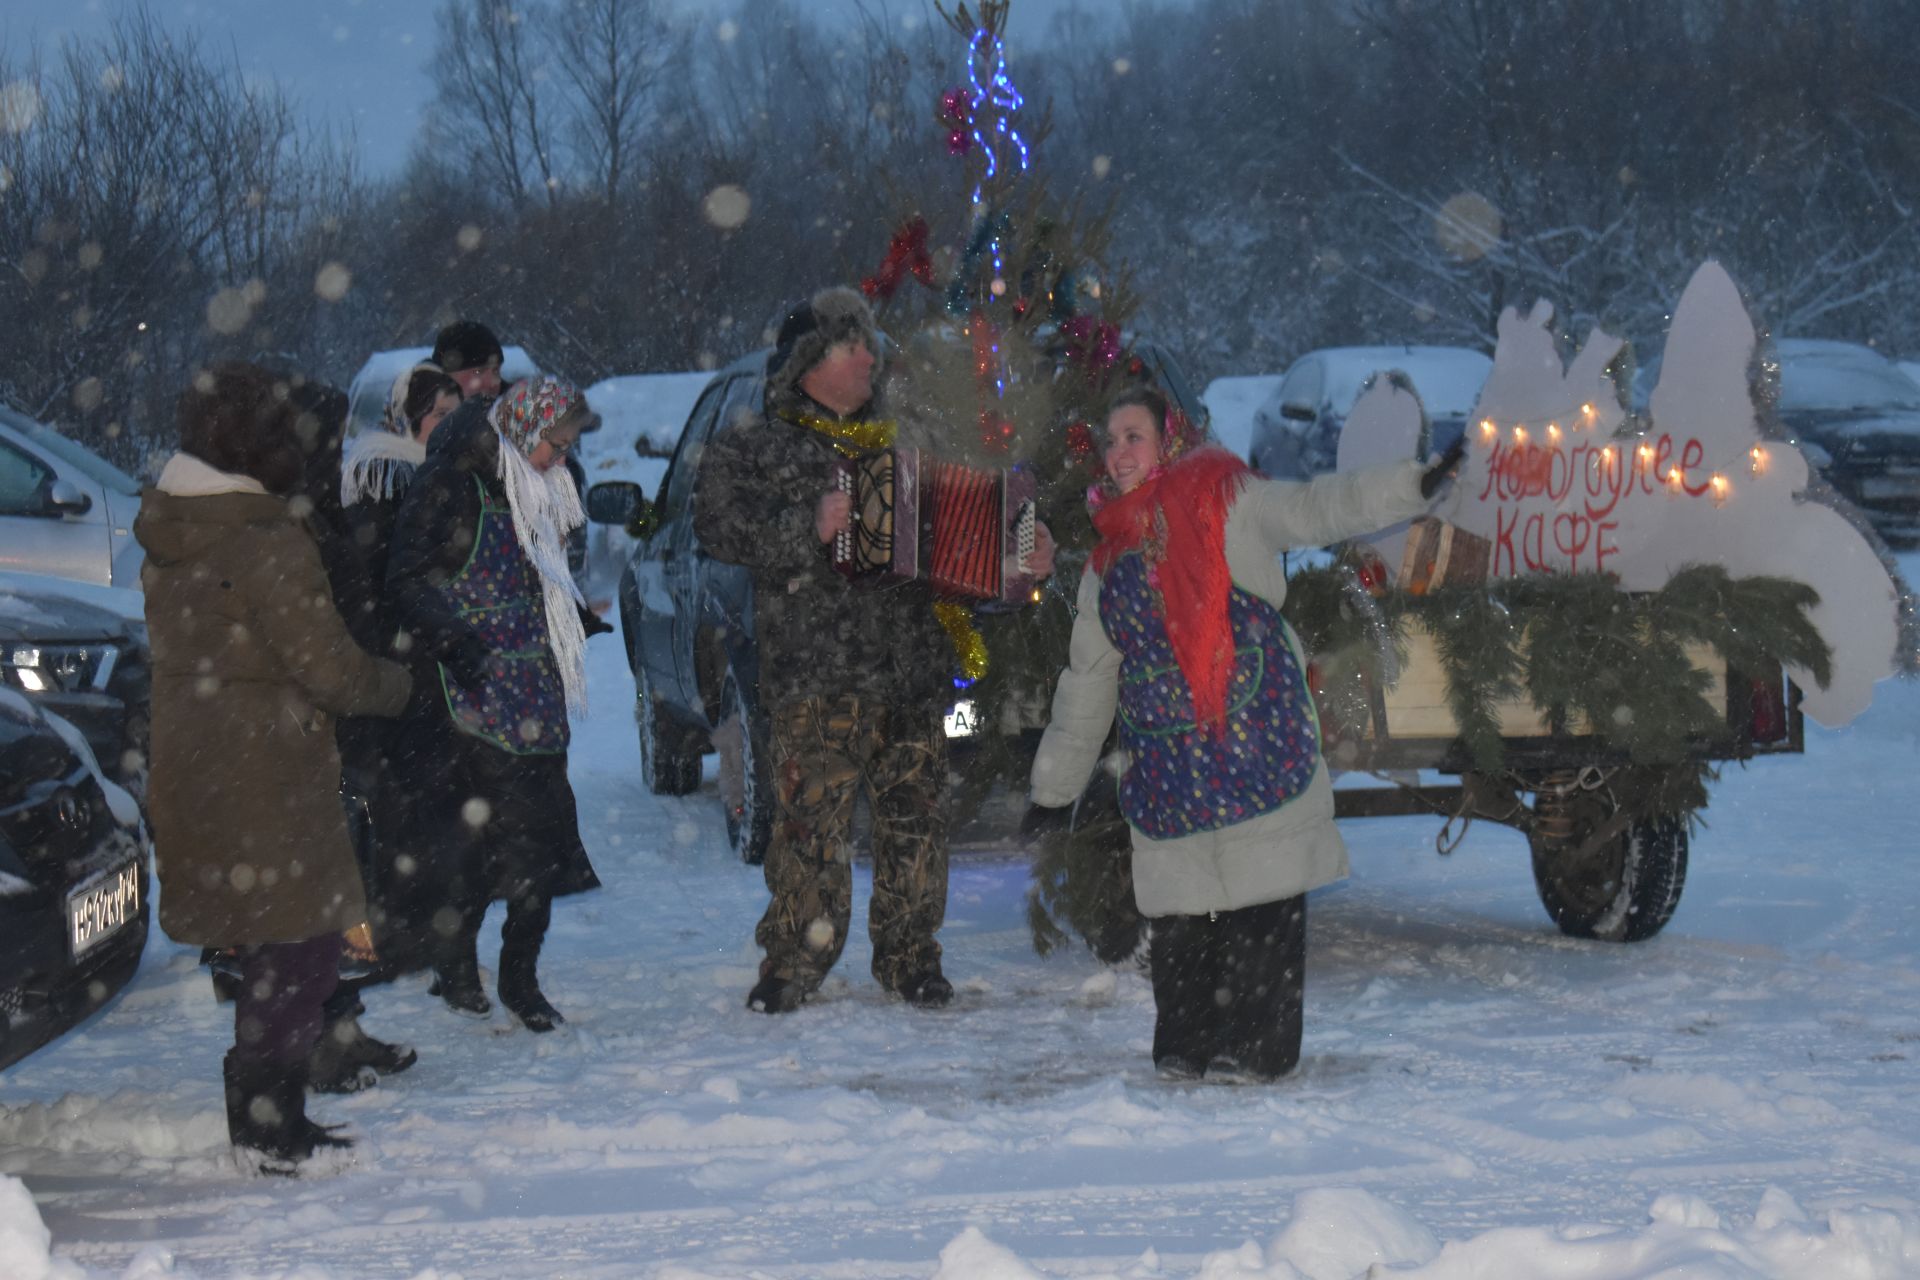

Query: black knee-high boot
left=430, top=908, right=491, bottom=1016
left=498, top=895, right=562, bottom=1032
left=1148, top=912, right=1221, bottom=1079
left=1212, top=894, right=1307, bottom=1081
left=224, top=1049, right=351, bottom=1172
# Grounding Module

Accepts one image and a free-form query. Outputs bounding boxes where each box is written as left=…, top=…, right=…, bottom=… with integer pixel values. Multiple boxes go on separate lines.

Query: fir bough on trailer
left=1025, top=561, right=1834, bottom=959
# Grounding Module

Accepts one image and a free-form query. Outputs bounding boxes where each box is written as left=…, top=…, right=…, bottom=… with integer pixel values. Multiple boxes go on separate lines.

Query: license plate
left=67, top=860, right=141, bottom=959
left=943, top=699, right=980, bottom=739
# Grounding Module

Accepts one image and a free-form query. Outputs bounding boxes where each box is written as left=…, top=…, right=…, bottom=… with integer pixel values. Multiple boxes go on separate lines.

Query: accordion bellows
left=832, top=447, right=1039, bottom=604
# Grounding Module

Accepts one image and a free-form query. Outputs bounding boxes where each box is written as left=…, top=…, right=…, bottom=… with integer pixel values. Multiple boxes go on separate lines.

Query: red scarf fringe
left=1091, top=447, right=1252, bottom=733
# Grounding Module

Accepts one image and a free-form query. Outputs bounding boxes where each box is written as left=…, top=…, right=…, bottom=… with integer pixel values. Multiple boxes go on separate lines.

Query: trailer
left=1319, top=616, right=1805, bottom=943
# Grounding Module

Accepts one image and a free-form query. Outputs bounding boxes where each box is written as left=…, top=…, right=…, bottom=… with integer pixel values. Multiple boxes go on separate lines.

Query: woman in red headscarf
left=1026, top=385, right=1460, bottom=1081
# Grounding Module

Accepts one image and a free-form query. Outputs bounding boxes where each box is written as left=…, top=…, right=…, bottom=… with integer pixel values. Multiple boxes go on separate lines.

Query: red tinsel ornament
left=860, top=217, right=937, bottom=300
left=946, top=129, right=972, bottom=156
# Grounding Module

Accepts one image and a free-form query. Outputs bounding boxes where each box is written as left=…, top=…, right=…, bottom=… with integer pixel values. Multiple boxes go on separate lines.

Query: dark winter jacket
left=135, top=462, right=412, bottom=947
left=691, top=389, right=958, bottom=714
left=382, top=400, right=599, bottom=917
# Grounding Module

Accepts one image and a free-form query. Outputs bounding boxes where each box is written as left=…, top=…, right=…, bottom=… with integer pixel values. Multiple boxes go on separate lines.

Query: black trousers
left=1148, top=894, right=1306, bottom=1080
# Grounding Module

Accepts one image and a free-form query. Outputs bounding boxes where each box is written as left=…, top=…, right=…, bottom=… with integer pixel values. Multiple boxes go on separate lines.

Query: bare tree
left=429, top=0, right=562, bottom=209
left=0, top=8, right=353, bottom=467
left=550, top=0, right=684, bottom=202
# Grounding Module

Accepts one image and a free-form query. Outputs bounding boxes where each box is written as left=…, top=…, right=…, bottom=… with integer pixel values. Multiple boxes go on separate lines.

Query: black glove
left=581, top=607, right=615, bottom=638
left=1420, top=435, right=1468, bottom=499
left=1019, top=804, right=1074, bottom=843
left=444, top=632, right=493, bottom=692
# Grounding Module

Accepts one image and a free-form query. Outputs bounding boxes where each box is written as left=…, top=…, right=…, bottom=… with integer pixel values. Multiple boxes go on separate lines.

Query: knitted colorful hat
left=488, top=375, right=595, bottom=456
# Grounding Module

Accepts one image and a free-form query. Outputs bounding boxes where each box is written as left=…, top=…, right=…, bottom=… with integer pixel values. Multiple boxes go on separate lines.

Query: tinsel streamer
left=795, top=413, right=897, bottom=456
left=945, top=212, right=1013, bottom=315
left=860, top=218, right=936, bottom=301
left=935, top=601, right=988, bottom=680
left=1747, top=336, right=1920, bottom=676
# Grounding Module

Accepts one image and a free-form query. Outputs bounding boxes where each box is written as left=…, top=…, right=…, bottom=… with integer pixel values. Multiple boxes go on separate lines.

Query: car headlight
left=3, top=644, right=120, bottom=695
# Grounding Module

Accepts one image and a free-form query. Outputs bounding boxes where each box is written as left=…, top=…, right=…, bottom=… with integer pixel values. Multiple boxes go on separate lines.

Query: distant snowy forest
left=3, top=0, right=1918, bottom=472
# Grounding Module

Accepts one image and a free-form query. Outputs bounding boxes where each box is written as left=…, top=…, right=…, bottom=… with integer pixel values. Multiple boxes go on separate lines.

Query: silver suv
left=0, top=409, right=144, bottom=590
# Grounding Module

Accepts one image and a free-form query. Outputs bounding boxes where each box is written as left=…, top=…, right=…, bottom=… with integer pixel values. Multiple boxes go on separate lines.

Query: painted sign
left=1335, top=261, right=1904, bottom=727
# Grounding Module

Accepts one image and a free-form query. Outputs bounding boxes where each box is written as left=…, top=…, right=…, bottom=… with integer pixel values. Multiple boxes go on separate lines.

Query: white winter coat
left=1030, top=460, right=1431, bottom=917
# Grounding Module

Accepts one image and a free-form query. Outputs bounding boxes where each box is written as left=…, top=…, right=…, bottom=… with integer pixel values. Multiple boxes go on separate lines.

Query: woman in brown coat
left=136, top=362, right=412, bottom=1172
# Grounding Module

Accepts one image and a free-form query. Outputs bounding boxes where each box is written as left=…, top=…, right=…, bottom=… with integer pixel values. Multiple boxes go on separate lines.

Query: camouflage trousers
left=755, top=694, right=949, bottom=995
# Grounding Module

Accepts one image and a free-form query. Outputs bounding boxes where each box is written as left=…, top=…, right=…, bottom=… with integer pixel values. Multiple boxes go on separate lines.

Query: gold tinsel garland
left=795, top=412, right=899, bottom=456
left=935, top=601, right=990, bottom=681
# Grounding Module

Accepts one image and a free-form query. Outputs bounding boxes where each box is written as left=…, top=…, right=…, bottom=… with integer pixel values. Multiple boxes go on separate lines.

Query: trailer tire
left=1529, top=784, right=1688, bottom=942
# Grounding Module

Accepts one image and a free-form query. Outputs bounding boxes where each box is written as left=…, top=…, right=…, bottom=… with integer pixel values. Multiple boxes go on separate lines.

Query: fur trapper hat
left=765, top=286, right=883, bottom=402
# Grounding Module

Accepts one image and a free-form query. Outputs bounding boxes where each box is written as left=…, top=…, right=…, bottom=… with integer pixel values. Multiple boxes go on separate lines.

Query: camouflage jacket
left=692, top=392, right=957, bottom=714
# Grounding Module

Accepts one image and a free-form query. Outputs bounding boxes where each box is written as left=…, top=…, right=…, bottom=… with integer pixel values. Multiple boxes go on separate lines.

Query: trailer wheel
left=1529, top=777, right=1688, bottom=942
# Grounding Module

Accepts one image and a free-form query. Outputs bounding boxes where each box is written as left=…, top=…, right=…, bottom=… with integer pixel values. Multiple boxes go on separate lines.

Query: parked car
left=577, top=373, right=709, bottom=599
left=1639, top=338, right=1920, bottom=546
left=1248, top=345, right=1492, bottom=479
left=585, top=339, right=1208, bottom=864
left=343, top=344, right=544, bottom=439
left=1772, top=340, right=1920, bottom=546
left=0, top=688, right=150, bottom=1071
left=0, top=571, right=150, bottom=791
left=0, top=407, right=146, bottom=590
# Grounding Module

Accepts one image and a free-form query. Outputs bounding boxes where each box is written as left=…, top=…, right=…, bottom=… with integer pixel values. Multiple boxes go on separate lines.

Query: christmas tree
left=846, top=1, right=1157, bottom=961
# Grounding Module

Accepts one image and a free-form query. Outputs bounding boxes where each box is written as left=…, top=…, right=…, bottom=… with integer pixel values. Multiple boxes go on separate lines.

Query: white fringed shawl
left=340, top=431, right=427, bottom=508
left=492, top=422, right=589, bottom=718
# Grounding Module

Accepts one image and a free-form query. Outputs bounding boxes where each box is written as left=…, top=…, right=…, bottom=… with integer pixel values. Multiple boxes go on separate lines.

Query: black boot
left=223, top=1050, right=352, bottom=1174
left=747, top=972, right=807, bottom=1014
left=429, top=917, right=491, bottom=1017
left=895, top=968, right=953, bottom=1009
left=308, top=1014, right=419, bottom=1093
left=1210, top=896, right=1307, bottom=1082
left=1149, top=913, right=1221, bottom=1080
left=497, top=897, right=562, bottom=1032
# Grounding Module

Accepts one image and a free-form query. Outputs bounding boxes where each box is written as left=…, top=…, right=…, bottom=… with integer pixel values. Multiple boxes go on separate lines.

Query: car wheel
left=636, top=667, right=701, bottom=796
left=718, top=667, right=772, bottom=865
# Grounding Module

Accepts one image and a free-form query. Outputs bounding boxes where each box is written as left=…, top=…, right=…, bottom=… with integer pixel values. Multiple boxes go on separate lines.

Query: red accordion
left=831, top=447, right=1039, bottom=604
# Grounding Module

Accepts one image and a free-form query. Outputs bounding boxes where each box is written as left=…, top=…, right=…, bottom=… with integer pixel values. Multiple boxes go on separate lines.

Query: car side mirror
left=45, top=479, right=92, bottom=516
left=1279, top=402, right=1317, bottom=424
left=586, top=480, right=655, bottom=539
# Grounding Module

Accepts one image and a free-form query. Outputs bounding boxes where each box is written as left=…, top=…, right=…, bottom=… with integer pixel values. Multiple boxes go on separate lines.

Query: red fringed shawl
left=1091, top=446, right=1253, bottom=733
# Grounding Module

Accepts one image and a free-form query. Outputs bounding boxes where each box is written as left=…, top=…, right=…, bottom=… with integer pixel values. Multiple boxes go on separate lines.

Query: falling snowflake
left=702, top=185, right=751, bottom=231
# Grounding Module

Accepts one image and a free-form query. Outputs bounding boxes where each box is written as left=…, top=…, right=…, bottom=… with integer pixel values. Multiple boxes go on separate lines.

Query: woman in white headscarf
left=384, top=376, right=609, bottom=1031
left=330, top=363, right=463, bottom=982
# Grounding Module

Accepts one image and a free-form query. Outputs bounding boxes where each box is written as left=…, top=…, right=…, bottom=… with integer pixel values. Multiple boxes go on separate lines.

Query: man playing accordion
left=694, top=286, right=1054, bottom=1014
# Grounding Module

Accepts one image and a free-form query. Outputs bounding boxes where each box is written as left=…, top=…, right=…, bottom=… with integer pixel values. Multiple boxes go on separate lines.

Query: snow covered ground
left=4, top=579, right=1920, bottom=1278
